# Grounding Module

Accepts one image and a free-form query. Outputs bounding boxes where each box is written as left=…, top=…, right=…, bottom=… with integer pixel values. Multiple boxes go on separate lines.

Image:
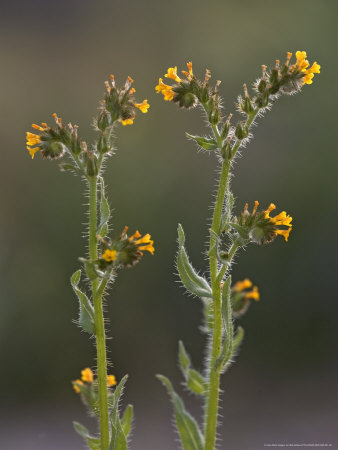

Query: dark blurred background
left=1, top=0, right=337, bottom=448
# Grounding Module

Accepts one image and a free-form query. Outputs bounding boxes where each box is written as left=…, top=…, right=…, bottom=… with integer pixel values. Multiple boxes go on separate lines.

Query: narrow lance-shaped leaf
left=70, top=270, right=95, bottom=334
left=121, top=404, right=134, bottom=438
left=216, top=276, right=234, bottom=372
left=157, top=375, right=205, bottom=450
left=177, top=224, right=212, bottom=298
left=186, top=133, right=218, bottom=150
left=97, top=176, right=111, bottom=237
left=178, top=341, right=206, bottom=396
left=109, top=375, right=129, bottom=450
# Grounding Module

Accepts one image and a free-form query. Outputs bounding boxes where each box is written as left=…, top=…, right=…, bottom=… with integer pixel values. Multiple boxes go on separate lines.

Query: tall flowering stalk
left=155, top=51, right=320, bottom=450
left=26, top=74, right=153, bottom=450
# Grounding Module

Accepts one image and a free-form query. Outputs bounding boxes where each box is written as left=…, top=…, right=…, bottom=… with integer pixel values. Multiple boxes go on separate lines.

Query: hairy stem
left=89, top=176, right=109, bottom=450
left=205, top=157, right=231, bottom=450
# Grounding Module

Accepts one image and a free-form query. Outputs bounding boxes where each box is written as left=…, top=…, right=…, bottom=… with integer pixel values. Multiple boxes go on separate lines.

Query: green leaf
left=83, top=260, right=99, bottom=281
left=186, top=133, right=218, bottom=150
left=121, top=404, right=133, bottom=438
left=177, top=224, right=212, bottom=299
left=70, top=270, right=95, bottom=334
left=110, top=375, right=129, bottom=423
left=233, top=326, right=245, bottom=352
left=179, top=340, right=191, bottom=373
left=59, top=163, right=83, bottom=176
left=157, top=375, right=204, bottom=450
left=73, top=421, right=90, bottom=439
left=109, top=420, right=127, bottom=450
left=216, top=276, right=234, bottom=372
left=229, top=222, right=249, bottom=239
left=88, top=437, right=101, bottom=450
left=98, top=177, right=111, bottom=237
left=186, top=369, right=207, bottom=396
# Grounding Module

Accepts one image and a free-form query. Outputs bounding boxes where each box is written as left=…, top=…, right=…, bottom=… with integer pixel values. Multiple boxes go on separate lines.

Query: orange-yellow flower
left=81, top=367, right=94, bottom=383
left=107, top=375, right=117, bottom=386
left=102, top=249, right=117, bottom=262
left=134, top=100, right=150, bottom=113
left=134, top=233, right=155, bottom=255
left=264, top=203, right=292, bottom=241
left=73, top=379, right=84, bottom=393
left=165, top=66, right=182, bottom=83
left=291, top=50, right=321, bottom=85
left=155, top=78, right=174, bottom=101
left=233, top=278, right=252, bottom=292
left=120, top=118, right=134, bottom=126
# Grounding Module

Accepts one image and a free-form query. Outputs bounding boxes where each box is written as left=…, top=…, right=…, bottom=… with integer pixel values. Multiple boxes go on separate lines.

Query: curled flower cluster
left=98, top=226, right=154, bottom=270
left=231, top=278, right=260, bottom=318
left=73, top=368, right=117, bottom=394
left=290, top=51, right=321, bottom=85
left=233, top=201, right=292, bottom=245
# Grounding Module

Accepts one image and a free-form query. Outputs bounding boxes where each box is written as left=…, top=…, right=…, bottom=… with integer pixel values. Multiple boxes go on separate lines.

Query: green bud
left=209, top=108, right=219, bottom=125
left=97, top=135, right=109, bottom=154
left=235, top=122, right=248, bottom=140
left=270, top=69, right=279, bottom=84
left=180, top=93, right=196, bottom=108
left=97, top=110, right=112, bottom=131
left=242, top=96, right=254, bottom=114
left=221, top=141, right=231, bottom=160
left=71, top=137, right=81, bottom=155
left=86, top=153, right=98, bottom=177
left=41, top=141, right=65, bottom=159
left=221, top=122, right=230, bottom=140
left=200, top=87, right=209, bottom=103
left=258, top=79, right=267, bottom=93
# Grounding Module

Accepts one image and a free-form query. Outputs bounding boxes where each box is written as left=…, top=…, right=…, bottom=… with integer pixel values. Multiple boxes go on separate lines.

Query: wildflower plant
left=26, top=74, right=153, bottom=450
left=155, top=51, right=320, bottom=450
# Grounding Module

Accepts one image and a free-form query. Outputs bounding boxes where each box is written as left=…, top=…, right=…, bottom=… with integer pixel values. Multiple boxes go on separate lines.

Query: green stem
left=205, top=158, right=230, bottom=450
left=89, top=176, right=109, bottom=450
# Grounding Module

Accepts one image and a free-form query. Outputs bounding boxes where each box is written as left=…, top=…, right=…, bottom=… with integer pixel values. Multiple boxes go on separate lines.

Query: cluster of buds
left=232, top=201, right=293, bottom=245
left=99, top=74, right=150, bottom=128
left=231, top=278, right=260, bottom=318
left=72, top=368, right=117, bottom=410
left=26, top=114, right=82, bottom=160
left=97, top=226, right=154, bottom=271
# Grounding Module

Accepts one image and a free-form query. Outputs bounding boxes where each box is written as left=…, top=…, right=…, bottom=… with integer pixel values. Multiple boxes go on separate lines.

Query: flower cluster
left=290, top=51, right=321, bottom=85
left=26, top=114, right=79, bottom=160
left=73, top=367, right=117, bottom=394
left=100, top=74, right=150, bottom=127
left=231, top=278, right=260, bottom=318
left=98, top=226, right=154, bottom=270
left=233, top=201, right=292, bottom=245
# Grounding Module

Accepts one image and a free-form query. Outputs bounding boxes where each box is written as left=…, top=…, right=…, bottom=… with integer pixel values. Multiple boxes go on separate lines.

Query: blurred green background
left=1, top=0, right=337, bottom=448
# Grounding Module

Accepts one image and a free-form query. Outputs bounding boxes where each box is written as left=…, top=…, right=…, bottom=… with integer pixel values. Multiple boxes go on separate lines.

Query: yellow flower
left=134, top=100, right=150, bottom=113
left=81, top=367, right=94, bottom=383
left=245, top=286, right=260, bottom=301
left=165, top=66, right=182, bottom=83
left=107, top=375, right=117, bottom=386
left=264, top=203, right=292, bottom=242
left=155, top=78, right=175, bottom=101
left=291, top=50, right=321, bottom=85
left=26, top=146, right=40, bottom=159
left=102, top=249, right=117, bottom=262
left=73, top=379, right=84, bottom=394
left=233, top=278, right=253, bottom=292
left=26, top=132, right=41, bottom=146
left=135, top=233, right=155, bottom=255
left=120, top=118, right=134, bottom=126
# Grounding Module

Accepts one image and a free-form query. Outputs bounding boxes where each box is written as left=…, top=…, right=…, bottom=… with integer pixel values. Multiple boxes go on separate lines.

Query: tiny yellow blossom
left=73, top=379, right=84, bottom=393
left=26, top=146, right=40, bottom=159
left=264, top=203, right=292, bottom=242
left=233, top=279, right=253, bottom=292
left=107, top=375, right=117, bottom=386
left=102, top=249, right=117, bottom=262
left=134, top=100, right=150, bottom=113
left=291, top=50, right=321, bottom=85
left=165, top=66, right=182, bottom=83
left=155, top=78, right=174, bottom=101
left=81, top=367, right=94, bottom=383
left=135, top=233, right=155, bottom=255
left=120, top=118, right=134, bottom=126
left=245, top=286, right=260, bottom=301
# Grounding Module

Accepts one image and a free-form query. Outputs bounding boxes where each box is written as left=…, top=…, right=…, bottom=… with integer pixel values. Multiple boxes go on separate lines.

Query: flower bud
left=257, top=79, right=267, bottom=93
left=41, top=141, right=66, bottom=159
left=97, top=135, right=109, bottom=154
left=221, top=140, right=231, bottom=160
left=97, top=110, right=112, bottom=131
left=235, top=122, right=248, bottom=140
